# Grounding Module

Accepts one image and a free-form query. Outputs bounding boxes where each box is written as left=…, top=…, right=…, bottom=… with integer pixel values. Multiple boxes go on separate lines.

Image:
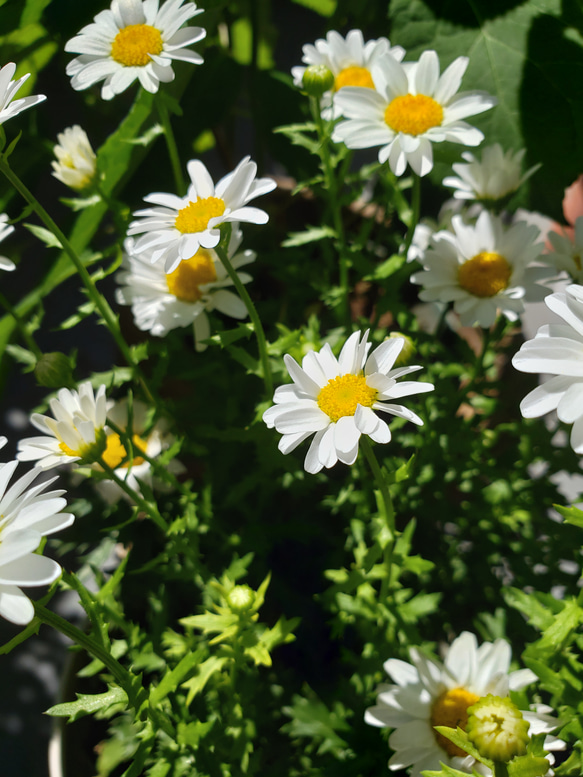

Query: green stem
left=96, top=456, right=169, bottom=533
left=33, top=601, right=131, bottom=689
left=401, top=173, right=421, bottom=259
left=214, top=241, right=273, bottom=398
left=156, top=96, right=186, bottom=195
left=309, top=96, right=351, bottom=329
left=493, top=763, right=509, bottom=777
left=0, top=289, right=42, bottom=358
left=0, top=156, right=157, bottom=406
left=360, top=436, right=395, bottom=600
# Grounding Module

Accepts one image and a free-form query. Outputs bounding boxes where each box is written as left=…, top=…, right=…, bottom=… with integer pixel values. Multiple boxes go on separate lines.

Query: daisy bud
left=227, top=584, right=255, bottom=614
left=35, top=352, right=74, bottom=389
left=51, top=125, right=97, bottom=191
left=302, top=64, right=334, bottom=97
left=387, top=332, right=416, bottom=366
left=466, top=695, right=530, bottom=763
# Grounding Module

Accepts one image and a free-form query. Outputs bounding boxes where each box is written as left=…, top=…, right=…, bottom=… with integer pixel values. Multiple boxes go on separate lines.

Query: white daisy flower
left=263, top=330, right=433, bottom=475
left=0, top=62, right=46, bottom=125
left=94, top=398, right=181, bottom=504
left=291, top=29, right=405, bottom=117
left=365, top=631, right=565, bottom=777
left=544, top=216, right=583, bottom=283
left=0, top=213, right=16, bottom=272
left=51, top=125, right=97, bottom=191
left=17, top=381, right=108, bottom=470
left=116, top=226, right=255, bottom=350
left=512, top=283, right=583, bottom=453
left=65, top=0, right=206, bottom=101
left=443, top=144, right=541, bottom=202
left=411, top=210, right=548, bottom=328
left=332, top=50, right=496, bottom=177
left=127, top=156, right=276, bottom=273
left=0, top=437, right=74, bottom=625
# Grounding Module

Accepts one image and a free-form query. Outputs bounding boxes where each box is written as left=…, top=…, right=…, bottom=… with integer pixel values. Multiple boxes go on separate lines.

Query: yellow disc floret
left=166, top=249, right=218, bottom=302
left=458, top=252, right=512, bottom=298
left=334, top=66, right=375, bottom=90
left=317, top=374, right=377, bottom=423
left=102, top=432, right=148, bottom=469
left=111, top=24, right=164, bottom=67
left=430, top=688, right=481, bottom=758
left=174, top=197, right=226, bottom=234
left=384, top=94, right=444, bottom=136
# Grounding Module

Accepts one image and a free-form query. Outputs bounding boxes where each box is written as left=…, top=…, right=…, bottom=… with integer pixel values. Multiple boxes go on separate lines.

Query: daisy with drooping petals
left=291, top=29, right=404, bottom=116
left=443, top=144, right=540, bottom=203
left=52, top=125, right=97, bottom=191
left=127, top=156, right=276, bottom=273
left=411, top=210, right=548, bottom=328
left=0, top=213, right=16, bottom=272
left=0, top=62, right=46, bottom=125
left=65, top=0, right=206, bottom=101
left=0, top=437, right=74, bottom=625
left=17, top=382, right=108, bottom=470
left=116, top=226, right=255, bottom=349
left=263, top=330, right=433, bottom=475
left=365, top=631, right=564, bottom=777
left=332, top=50, right=496, bottom=177
left=512, top=284, right=583, bottom=453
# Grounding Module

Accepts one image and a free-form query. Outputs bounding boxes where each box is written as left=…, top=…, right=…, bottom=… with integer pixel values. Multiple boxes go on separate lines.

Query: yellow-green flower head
left=302, top=64, right=335, bottom=97
left=466, top=694, right=530, bottom=763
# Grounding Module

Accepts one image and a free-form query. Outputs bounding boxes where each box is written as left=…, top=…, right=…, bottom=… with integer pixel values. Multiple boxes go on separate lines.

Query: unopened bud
left=466, top=695, right=530, bottom=763
left=387, top=332, right=416, bottom=366
left=302, top=65, right=334, bottom=97
left=35, top=352, right=74, bottom=388
left=227, top=584, right=254, bottom=613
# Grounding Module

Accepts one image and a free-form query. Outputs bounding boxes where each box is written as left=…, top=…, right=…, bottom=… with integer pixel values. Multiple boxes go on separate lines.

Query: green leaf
left=209, top=322, right=254, bottom=348
left=5, top=344, right=36, bottom=367
left=290, top=0, right=337, bottom=16
left=503, top=588, right=555, bottom=631
left=45, top=685, right=128, bottom=722
left=150, top=651, right=203, bottom=706
left=555, top=503, right=583, bottom=529
left=282, top=226, right=336, bottom=247
left=422, top=764, right=478, bottom=777
left=282, top=692, right=350, bottom=756
left=24, top=223, right=62, bottom=248
left=181, top=656, right=228, bottom=705
left=434, top=726, right=493, bottom=769
left=535, top=600, right=583, bottom=653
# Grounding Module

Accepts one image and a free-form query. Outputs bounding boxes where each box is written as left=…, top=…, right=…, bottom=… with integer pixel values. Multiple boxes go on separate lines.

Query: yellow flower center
left=111, top=24, right=163, bottom=67
left=458, top=251, right=512, bottom=298
left=101, top=432, right=148, bottom=470
left=174, top=197, right=226, bottom=234
left=334, top=66, right=375, bottom=91
left=317, top=374, right=377, bottom=423
left=166, top=249, right=218, bottom=302
left=384, top=93, right=444, bottom=136
left=430, top=688, right=481, bottom=758
left=58, top=440, right=84, bottom=457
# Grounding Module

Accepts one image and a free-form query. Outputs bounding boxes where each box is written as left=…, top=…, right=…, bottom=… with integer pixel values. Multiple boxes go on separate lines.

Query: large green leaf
left=389, top=0, right=583, bottom=216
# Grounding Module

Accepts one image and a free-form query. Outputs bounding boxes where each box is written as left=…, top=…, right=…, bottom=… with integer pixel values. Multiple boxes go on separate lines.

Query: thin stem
left=493, top=763, right=509, bottom=777
left=0, top=156, right=157, bottom=406
left=360, top=436, right=395, bottom=601
left=401, top=173, right=421, bottom=259
left=156, top=96, right=186, bottom=195
left=33, top=601, right=131, bottom=689
left=0, top=289, right=42, bottom=358
left=214, top=241, right=273, bottom=398
left=95, top=456, right=169, bottom=533
left=309, top=96, right=351, bottom=329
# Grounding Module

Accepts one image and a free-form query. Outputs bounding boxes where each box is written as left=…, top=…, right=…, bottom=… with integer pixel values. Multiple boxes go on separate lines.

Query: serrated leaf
left=503, top=588, right=555, bottom=631
left=181, top=656, right=227, bottom=705
left=555, top=503, right=583, bottom=529
left=45, top=685, right=128, bottom=722
left=150, top=650, right=203, bottom=706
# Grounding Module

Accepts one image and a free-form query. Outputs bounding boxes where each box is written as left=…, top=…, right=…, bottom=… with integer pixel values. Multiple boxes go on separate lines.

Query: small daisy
left=116, top=226, right=255, bottom=350
left=17, top=381, right=108, bottom=470
left=0, top=62, right=46, bottom=125
left=411, top=210, right=548, bottom=328
left=94, top=398, right=181, bottom=504
left=544, top=216, right=583, bottom=283
left=65, top=0, right=206, bottom=101
left=332, top=50, right=496, bottom=177
left=52, top=125, right=97, bottom=191
left=0, top=437, right=74, bottom=625
left=443, top=144, right=540, bottom=202
left=0, top=213, right=16, bottom=272
left=291, top=29, right=404, bottom=117
left=127, top=156, right=276, bottom=273
left=512, top=283, right=583, bottom=453
left=263, top=330, right=433, bottom=475
left=365, top=631, right=564, bottom=777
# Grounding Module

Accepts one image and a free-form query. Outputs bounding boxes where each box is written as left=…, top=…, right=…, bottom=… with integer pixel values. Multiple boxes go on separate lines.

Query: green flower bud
left=466, top=695, right=530, bottom=763
left=387, top=332, right=416, bottom=366
left=227, top=584, right=255, bottom=613
left=302, top=65, right=334, bottom=97
left=35, top=352, right=74, bottom=388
